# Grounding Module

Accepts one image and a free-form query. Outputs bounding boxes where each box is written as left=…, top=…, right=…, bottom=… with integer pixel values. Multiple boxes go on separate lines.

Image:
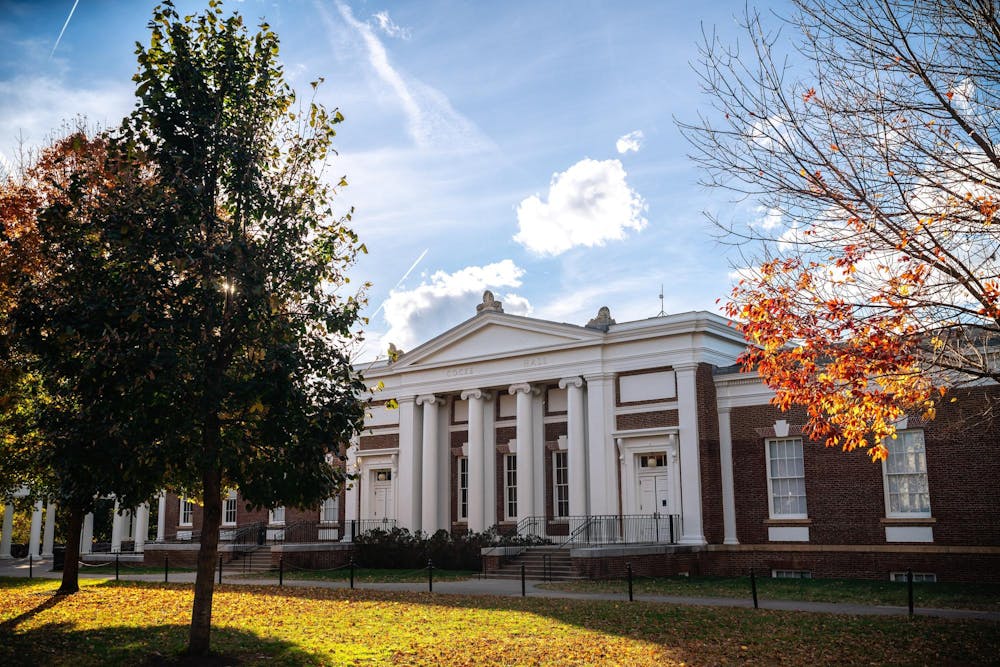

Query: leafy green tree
left=124, top=1, right=366, bottom=655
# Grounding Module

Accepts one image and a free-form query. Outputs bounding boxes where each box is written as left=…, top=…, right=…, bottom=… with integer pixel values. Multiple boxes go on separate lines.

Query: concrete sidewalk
left=3, top=557, right=998, bottom=623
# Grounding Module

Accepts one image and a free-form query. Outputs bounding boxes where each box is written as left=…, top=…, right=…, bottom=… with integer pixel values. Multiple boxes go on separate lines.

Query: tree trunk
left=56, top=505, right=84, bottom=595
left=187, top=465, right=223, bottom=656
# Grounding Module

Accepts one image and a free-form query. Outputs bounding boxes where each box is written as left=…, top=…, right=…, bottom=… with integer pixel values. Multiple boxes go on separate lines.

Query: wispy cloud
left=372, top=10, right=410, bottom=40
left=616, top=129, right=643, bottom=154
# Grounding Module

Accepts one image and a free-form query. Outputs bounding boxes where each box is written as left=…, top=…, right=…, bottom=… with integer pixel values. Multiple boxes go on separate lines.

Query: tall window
left=553, top=451, right=569, bottom=518
left=884, top=430, right=931, bottom=516
left=766, top=438, right=807, bottom=518
left=269, top=506, right=285, bottom=525
left=223, top=490, right=237, bottom=526
left=321, top=497, right=339, bottom=523
left=180, top=498, right=194, bottom=526
left=504, top=454, right=518, bottom=520
left=457, top=457, right=469, bottom=521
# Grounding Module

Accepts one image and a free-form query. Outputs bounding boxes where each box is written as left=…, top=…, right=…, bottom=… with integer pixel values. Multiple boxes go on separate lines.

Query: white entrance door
left=637, top=469, right=672, bottom=542
left=372, top=472, right=394, bottom=523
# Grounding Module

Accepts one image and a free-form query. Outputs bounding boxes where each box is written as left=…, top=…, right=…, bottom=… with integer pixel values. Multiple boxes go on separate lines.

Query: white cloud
left=616, top=129, right=643, bottom=154
left=751, top=206, right=783, bottom=231
left=514, top=158, right=648, bottom=256
left=372, top=10, right=411, bottom=40
left=377, top=260, right=530, bottom=351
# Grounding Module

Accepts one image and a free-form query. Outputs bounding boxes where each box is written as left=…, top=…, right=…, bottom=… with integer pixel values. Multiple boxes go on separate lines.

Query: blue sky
left=0, top=0, right=787, bottom=360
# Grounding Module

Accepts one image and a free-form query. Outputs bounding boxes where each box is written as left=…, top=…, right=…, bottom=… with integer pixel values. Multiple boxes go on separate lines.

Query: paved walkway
left=2, top=557, right=998, bottom=622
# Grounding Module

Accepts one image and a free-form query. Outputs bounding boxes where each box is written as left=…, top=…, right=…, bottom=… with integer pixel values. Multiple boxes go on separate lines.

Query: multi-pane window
left=553, top=451, right=569, bottom=518
left=504, top=454, right=518, bottom=520
left=458, top=457, right=469, bottom=521
left=766, top=438, right=807, bottom=518
left=223, top=490, right=237, bottom=526
left=321, top=497, right=339, bottom=523
left=269, top=506, right=286, bottom=525
left=884, top=430, right=931, bottom=516
left=180, top=498, right=194, bottom=526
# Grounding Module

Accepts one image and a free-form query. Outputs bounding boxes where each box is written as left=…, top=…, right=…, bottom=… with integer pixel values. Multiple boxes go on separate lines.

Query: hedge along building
left=145, top=292, right=1000, bottom=581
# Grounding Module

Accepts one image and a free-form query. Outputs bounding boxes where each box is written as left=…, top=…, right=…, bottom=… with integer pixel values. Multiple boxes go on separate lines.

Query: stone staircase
left=483, top=546, right=583, bottom=581
left=222, top=547, right=274, bottom=575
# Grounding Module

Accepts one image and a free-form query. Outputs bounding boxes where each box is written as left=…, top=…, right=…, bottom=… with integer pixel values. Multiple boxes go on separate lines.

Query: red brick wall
left=615, top=410, right=678, bottom=431
left=359, top=432, right=399, bottom=450
left=696, top=364, right=723, bottom=545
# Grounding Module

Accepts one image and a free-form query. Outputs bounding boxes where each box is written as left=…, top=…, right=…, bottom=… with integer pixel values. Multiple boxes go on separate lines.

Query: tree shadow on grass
left=0, top=621, right=318, bottom=666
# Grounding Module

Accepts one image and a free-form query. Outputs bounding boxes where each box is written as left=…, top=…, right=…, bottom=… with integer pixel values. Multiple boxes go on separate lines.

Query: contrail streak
left=371, top=247, right=428, bottom=318
left=50, top=0, right=80, bottom=60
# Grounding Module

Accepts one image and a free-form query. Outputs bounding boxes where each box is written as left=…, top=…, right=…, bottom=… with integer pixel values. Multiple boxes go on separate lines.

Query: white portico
left=348, top=293, right=746, bottom=546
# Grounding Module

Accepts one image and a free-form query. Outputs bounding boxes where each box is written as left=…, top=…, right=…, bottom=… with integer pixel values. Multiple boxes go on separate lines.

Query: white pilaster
left=111, top=500, right=123, bottom=553
left=417, top=394, right=445, bottom=533
left=718, top=407, right=739, bottom=545
left=532, top=388, right=546, bottom=527
left=28, top=500, right=42, bottom=557
left=483, top=397, right=497, bottom=529
left=510, top=383, right=537, bottom=527
left=156, top=493, right=166, bottom=542
left=584, top=373, right=616, bottom=515
left=675, top=362, right=706, bottom=545
left=342, top=443, right=360, bottom=541
left=134, top=503, right=150, bottom=553
left=80, top=513, right=94, bottom=554
left=559, top=376, right=588, bottom=517
left=0, top=504, right=13, bottom=559
left=396, top=396, right=423, bottom=532
left=461, top=389, right=491, bottom=533
left=42, top=502, right=56, bottom=557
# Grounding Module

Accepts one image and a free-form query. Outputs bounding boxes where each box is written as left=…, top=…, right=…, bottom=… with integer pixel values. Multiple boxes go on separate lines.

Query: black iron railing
left=346, top=518, right=397, bottom=541
left=559, top=514, right=680, bottom=547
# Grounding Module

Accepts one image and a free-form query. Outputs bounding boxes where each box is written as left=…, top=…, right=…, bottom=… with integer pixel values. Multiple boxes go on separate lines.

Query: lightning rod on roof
left=657, top=284, right=666, bottom=317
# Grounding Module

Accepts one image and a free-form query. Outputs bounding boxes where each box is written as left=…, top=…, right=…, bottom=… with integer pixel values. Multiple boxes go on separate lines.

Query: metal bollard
left=279, top=556, right=284, bottom=587
left=907, top=569, right=914, bottom=618
left=627, top=562, right=634, bottom=602
left=750, top=568, right=759, bottom=609
left=29, top=554, right=33, bottom=579
left=218, top=556, right=223, bottom=585
left=521, top=564, right=526, bottom=597
left=428, top=558, right=434, bottom=593
left=115, top=553, right=120, bottom=581
left=164, top=555, right=169, bottom=583
left=349, top=557, right=355, bottom=589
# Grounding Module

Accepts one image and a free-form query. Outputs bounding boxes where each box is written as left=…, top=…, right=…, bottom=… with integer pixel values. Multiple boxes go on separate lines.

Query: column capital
left=508, top=382, right=540, bottom=396
left=460, top=388, right=493, bottom=401
left=582, top=372, right=615, bottom=383
left=558, top=376, right=585, bottom=390
left=717, top=405, right=732, bottom=415
left=672, top=361, right=701, bottom=373
left=396, top=395, right=417, bottom=406
left=416, top=394, right=445, bottom=407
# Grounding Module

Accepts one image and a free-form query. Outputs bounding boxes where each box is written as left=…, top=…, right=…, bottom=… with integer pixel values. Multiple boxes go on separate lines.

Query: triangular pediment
left=394, top=312, right=603, bottom=369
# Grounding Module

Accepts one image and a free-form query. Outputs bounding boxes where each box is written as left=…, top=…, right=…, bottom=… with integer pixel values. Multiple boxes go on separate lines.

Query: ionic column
left=42, top=502, right=56, bottom=557
left=28, top=501, right=43, bottom=557
left=583, top=373, right=616, bottom=515
left=396, top=396, right=423, bottom=532
left=559, top=377, right=588, bottom=517
left=461, top=389, right=491, bottom=533
left=718, top=407, right=739, bottom=545
left=675, top=362, right=706, bottom=545
left=80, top=513, right=94, bottom=554
left=134, top=503, right=150, bottom=553
left=156, top=493, right=167, bottom=542
left=342, top=442, right=360, bottom=541
left=417, top=394, right=445, bottom=533
left=509, top=383, right=538, bottom=526
left=0, top=504, right=13, bottom=559
left=111, top=499, right=123, bottom=553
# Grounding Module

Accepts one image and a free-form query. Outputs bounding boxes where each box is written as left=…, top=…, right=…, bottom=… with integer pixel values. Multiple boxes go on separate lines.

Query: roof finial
left=476, top=290, right=504, bottom=314
left=657, top=284, right=666, bottom=317
left=586, top=306, right=616, bottom=331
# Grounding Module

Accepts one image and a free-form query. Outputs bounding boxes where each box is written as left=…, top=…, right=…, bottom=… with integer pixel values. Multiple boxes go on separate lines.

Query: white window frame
left=772, top=569, right=812, bottom=579
left=504, top=454, right=517, bottom=521
left=552, top=451, right=569, bottom=519
left=882, top=430, right=931, bottom=518
left=890, top=571, right=936, bottom=583
left=457, top=457, right=469, bottom=522
left=179, top=498, right=194, bottom=526
left=320, top=497, right=339, bottom=524
left=765, top=437, right=808, bottom=519
left=223, top=490, right=237, bottom=526
left=269, top=506, right=286, bottom=525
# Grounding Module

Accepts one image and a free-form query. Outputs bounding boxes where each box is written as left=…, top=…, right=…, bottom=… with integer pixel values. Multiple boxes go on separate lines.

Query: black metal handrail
left=346, top=518, right=397, bottom=541
left=559, top=514, right=680, bottom=547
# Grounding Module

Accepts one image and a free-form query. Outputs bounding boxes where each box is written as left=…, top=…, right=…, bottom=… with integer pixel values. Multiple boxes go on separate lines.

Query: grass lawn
left=249, top=567, right=478, bottom=583
left=1, top=577, right=998, bottom=666
left=540, top=575, right=1000, bottom=611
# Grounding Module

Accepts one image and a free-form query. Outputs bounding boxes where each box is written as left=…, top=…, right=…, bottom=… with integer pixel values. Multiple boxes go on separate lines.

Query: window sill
left=881, top=517, right=935, bottom=526
left=764, top=518, right=812, bottom=526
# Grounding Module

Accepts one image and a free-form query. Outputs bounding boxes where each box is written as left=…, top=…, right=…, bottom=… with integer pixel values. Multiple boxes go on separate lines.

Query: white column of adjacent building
left=28, top=500, right=43, bottom=557
left=717, top=406, right=739, bottom=545
left=461, top=389, right=491, bottom=533
left=342, top=442, right=360, bottom=541
left=110, top=500, right=123, bottom=553
left=675, top=362, right=706, bottom=545
left=0, top=503, right=13, bottom=558
left=156, top=493, right=167, bottom=542
left=42, top=502, right=56, bottom=557
left=417, top=394, right=445, bottom=533
left=559, top=376, right=588, bottom=517
left=396, top=396, right=423, bottom=532
left=583, top=373, right=616, bottom=515
left=80, top=513, right=94, bottom=554
left=509, top=383, right=537, bottom=528
left=134, top=503, right=149, bottom=553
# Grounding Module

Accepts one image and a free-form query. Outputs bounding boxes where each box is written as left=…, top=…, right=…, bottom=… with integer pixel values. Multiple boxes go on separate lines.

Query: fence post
left=115, top=553, right=120, bottom=581
left=750, top=568, right=759, bottom=609
left=279, top=556, right=284, bottom=587
left=521, top=563, right=526, bottom=597
left=164, top=555, right=168, bottom=583
left=218, top=555, right=223, bottom=585
left=627, top=562, right=634, bottom=602
left=428, top=558, right=434, bottom=593
left=29, top=554, right=32, bottom=579
left=349, top=557, right=355, bottom=589
left=670, top=515, right=675, bottom=544
left=907, top=569, right=914, bottom=618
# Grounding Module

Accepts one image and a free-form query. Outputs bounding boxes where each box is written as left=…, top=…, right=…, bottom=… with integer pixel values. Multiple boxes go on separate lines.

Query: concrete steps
left=484, top=546, right=583, bottom=581
left=223, top=548, right=274, bottom=574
